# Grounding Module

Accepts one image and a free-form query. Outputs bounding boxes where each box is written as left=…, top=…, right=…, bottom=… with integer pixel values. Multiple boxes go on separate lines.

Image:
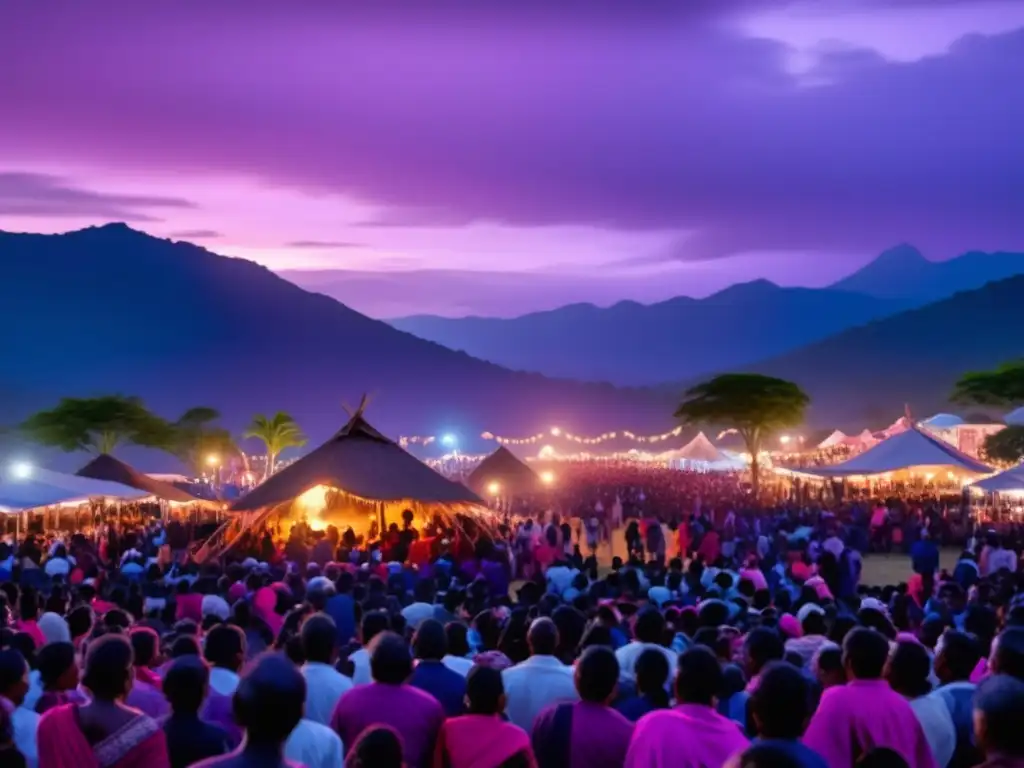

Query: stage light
left=206, top=454, right=220, bottom=466
left=11, top=462, right=32, bottom=480
left=487, top=481, right=500, bottom=496
left=779, top=435, right=791, bottom=445
left=540, top=470, right=555, bottom=485
left=441, top=433, right=457, bottom=447
left=550, top=426, right=561, bottom=436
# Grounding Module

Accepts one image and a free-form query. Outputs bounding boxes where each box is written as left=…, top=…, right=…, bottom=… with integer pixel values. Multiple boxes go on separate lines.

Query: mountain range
left=390, top=244, right=1024, bottom=385
left=0, top=224, right=672, bottom=463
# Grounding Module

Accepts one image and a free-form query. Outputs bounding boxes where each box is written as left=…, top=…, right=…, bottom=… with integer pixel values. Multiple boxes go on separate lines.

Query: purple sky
left=2, top=0, right=1022, bottom=317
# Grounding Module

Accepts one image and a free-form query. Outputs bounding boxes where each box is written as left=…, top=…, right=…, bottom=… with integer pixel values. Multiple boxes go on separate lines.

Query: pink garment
left=803, top=680, right=938, bottom=768
left=970, top=658, right=989, bottom=684
left=739, top=568, right=767, bottom=592
left=37, top=704, right=169, bottom=768
left=175, top=593, right=203, bottom=622
left=252, top=586, right=284, bottom=638
left=227, top=582, right=247, bottom=602
left=437, top=714, right=536, bottom=768
left=15, top=619, right=46, bottom=649
left=625, top=704, right=748, bottom=768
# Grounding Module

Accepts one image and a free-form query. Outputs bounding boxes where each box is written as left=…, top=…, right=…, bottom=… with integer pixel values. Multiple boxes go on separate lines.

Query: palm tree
left=245, top=412, right=307, bottom=479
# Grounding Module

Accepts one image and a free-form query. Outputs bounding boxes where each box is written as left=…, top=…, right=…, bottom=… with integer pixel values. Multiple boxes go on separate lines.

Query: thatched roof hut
left=230, top=409, right=484, bottom=512
left=467, top=446, right=541, bottom=497
left=76, top=453, right=206, bottom=504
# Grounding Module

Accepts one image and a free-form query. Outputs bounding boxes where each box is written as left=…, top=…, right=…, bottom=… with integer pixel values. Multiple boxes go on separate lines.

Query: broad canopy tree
left=20, top=395, right=171, bottom=455
left=675, top=373, right=810, bottom=494
left=170, top=407, right=241, bottom=475
left=952, top=360, right=1024, bottom=463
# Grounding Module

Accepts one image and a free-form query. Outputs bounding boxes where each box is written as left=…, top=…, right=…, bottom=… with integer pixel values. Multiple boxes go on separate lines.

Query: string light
left=399, top=425, right=684, bottom=446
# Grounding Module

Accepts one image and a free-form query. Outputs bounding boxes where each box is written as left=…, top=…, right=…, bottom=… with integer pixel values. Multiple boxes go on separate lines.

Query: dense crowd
left=0, top=468, right=1022, bottom=768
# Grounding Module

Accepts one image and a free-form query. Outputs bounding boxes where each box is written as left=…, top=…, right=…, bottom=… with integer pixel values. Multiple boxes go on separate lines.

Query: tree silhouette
left=244, top=412, right=307, bottom=479
left=20, top=395, right=171, bottom=455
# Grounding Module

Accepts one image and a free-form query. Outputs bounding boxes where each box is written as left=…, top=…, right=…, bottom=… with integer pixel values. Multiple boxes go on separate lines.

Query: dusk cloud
left=0, top=0, right=1021, bottom=315
left=170, top=229, right=222, bottom=240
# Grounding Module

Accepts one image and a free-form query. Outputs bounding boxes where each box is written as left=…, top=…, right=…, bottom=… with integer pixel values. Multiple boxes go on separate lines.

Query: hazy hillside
left=0, top=225, right=673, bottom=462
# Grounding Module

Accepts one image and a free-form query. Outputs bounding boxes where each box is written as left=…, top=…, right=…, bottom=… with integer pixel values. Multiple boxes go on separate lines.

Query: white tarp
left=970, top=466, right=1024, bottom=494
left=920, top=413, right=965, bottom=429
left=672, top=432, right=729, bottom=463
left=818, top=430, right=847, bottom=449
left=796, top=427, right=993, bottom=477
left=0, top=466, right=148, bottom=513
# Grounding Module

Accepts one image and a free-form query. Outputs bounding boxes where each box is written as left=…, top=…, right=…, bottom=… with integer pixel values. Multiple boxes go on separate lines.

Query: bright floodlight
left=487, top=481, right=501, bottom=495
left=11, top=462, right=32, bottom=480
left=540, top=470, right=555, bottom=485
left=779, top=435, right=791, bottom=445
left=206, top=454, right=220, bottom=466
left=441, top=433, right=457, bottom=447
left=550, top=426, right=561, bottom=436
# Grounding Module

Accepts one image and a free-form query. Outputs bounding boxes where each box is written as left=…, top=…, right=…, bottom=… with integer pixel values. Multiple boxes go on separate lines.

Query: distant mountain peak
left=872, top=243, right=929, bottom=266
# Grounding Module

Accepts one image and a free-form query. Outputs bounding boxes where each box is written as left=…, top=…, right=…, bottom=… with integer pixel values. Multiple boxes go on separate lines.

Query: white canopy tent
left=969, top=466, right=1024, bottom=495
left=818, top=430, right=848, bottom=449
left=672, top=432, right=729, bottom=463
left=0, top=466, right=148, bottom=513
left=792, top=426, right=993, bottom=478
left=920, top=413, right=965, bottom=429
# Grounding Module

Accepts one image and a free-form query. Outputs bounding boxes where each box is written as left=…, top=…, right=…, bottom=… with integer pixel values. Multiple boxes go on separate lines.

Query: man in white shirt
left=346, top=610, right=392, bottom=686
left=501, top=618, right=577, bottom=733
left=614, top=607, right=677, bottom=683
left=0, top=649, right=38, bottom=768
left=285, top=719, right=344, bottom=768
left=300, top=613, right=353, bottom=724
left=204, top=625, right=244, bottom=697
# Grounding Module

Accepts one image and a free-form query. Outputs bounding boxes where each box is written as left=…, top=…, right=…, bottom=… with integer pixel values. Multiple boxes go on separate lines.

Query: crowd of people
left=0, top=466, right=1022, bottom=768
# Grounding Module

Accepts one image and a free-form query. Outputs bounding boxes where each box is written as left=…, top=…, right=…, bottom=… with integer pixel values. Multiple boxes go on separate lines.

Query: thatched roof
left=230, top=409, right=484, bottom=511
left=76, top=453, right=203, bottom=503
left=467, top=446, right=541, bottom=496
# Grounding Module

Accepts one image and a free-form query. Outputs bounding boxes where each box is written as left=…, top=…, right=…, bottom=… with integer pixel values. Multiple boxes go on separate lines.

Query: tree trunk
left=264, top=450, right=276, bottom=481
left=750, top=455, right=760, bottom=497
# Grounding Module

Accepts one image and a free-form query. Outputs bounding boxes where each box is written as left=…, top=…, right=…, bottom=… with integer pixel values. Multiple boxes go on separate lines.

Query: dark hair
left=360, top=611, right=391, bottom=645
left=936, top=631, right=980, bottom=682
left=104, top=609, right=132, bottom=631
left=445, top=623, right=470, bottom=658
left=575, top=646, right=620, bottom=703
left=369, top=632, right=413, bottom=685
left=66, top=605, right=93, bottom=639
left=738, top=743, right=805, bottom=768
left=975, top=674, right=1024, bottom=756
left=204, top=624, right=246, bottom=670
left=527, top=618, right=558, bottom=657
left=170, top=635, right=202, bottom=658
left=635, top=648, right=671, bottom=701
left=843, top=628, right=889, bottom=680
left=234, top=653, right=306, bottom=743
left=35, top=642, right=76, bottom=689
left=675, top=646, right=721, bottom=706
left=885, top=641, right=932, bottom=698
left=83, top=635, right=133, bottom=700
left=163, top=655, right=210, bottom=713
left=857, top=747, right=910, bottom=768
left=465, top=665, right=505, bottom=715
left=991, top=628, right=1024, bottom=681
left=129, top=627, right=159, bottom=668
left=633, top=608, right=665, bottom=644
left=744, top=627, right=785, bottom=675
left=300, top=613, right=338, bottom=665
left=346, top=725, right=403, bottom=768
left=751, top=662, right=813, bottom=739
left=412, top=619, right=447, bottom=662
left=0, top=650, right=27, bottom=697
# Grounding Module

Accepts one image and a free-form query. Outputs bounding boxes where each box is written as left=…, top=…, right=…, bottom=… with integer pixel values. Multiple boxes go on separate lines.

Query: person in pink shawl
left=435, top=666, right=536, bottom=768
left=252, top=586, right=285, bottom=640
left=625, top=646, right=748, bottom=768
left=803, top=628, right=937, bottom=768
left=37, top=635, right=169, bottom=768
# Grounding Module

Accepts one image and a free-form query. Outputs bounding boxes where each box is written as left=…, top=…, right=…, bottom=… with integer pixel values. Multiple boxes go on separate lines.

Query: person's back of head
left=369, top=631, right=413, bottom=685
left=884, top=640, right=932, bottom=699
left=634, top=648, right=670, bottom=699
left=234, top=653, right=305, bottom=745
left=0, top=650, right=28, bottom=706
left=934, top=630, right=979, bottom=684
left=843, top=628, right=890, bottom=681
left=360, top=610, right=391, bottom=647
left=465, top=665, right=506, bottom=716
left=751, top=662, right=813, bottom=740
left=170, top=635, right=202, bottom=658
left=300, top=613, right=338, bottom=665
left=675, top=646, right=721, bottom=707
left=345, top=725, right=403, bottom=768
left=633, top=608, right=665, bottom=645
left=974, top=674, right=1024, bottom=759
left=163, top=655, right=209, bottom=715
left=35, top=642, right=77, bottom=692
left=204, top=623, right=246, bottom=671
left=412, top=619, right=446, bottom=662
left=857, top=748, right=910, bottom=768
left=445, top=623, right=470, bottom=658
left=129, top=627, right=159, bottom=669
left=83, top=635, right=133, bottom=702
left=991, top=627, right=1024, bottom=681
left=737, top=743, right=804, bottom=768
left=744, top=627, right=785, bottom=677
left=574, top=646, right=619, bottom=705
left=527, top=617, right=558, bottom=657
